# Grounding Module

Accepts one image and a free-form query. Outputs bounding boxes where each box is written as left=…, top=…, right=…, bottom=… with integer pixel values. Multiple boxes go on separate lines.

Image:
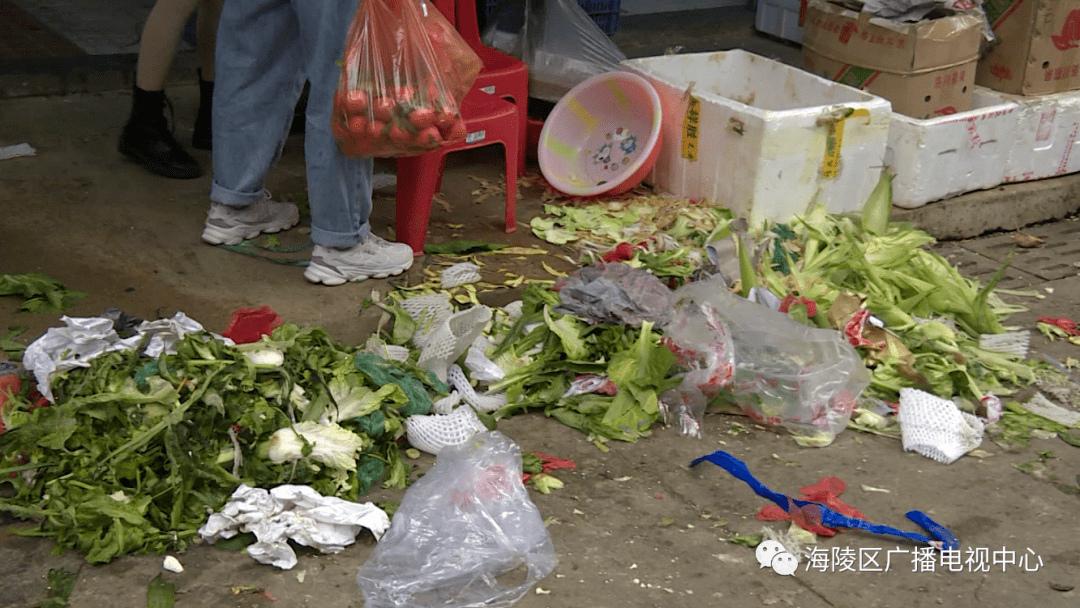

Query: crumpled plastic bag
left=357, top=431, right=556, bottom=608
left=861, top=0, right=977, bottom=20
left=198, top=484, right=390, bottom=570
left=858, top=0, right=994, bottom=41
left=22, top=312, right=232, bottom=402
left=554, top=262, right=675, bottom=327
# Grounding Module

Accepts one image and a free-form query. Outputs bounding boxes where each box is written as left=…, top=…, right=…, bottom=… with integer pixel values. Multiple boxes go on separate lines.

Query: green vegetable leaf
left=0, top=272, right=86, bottom=313
left=542, top=306, right=589, bottom=361
left=729, top=534, right=763, bottom=548
left=424, top=240, right=508, bottom=255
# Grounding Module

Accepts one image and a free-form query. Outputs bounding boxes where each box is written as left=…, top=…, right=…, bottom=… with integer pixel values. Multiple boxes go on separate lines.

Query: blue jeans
left=210, top=0, right=373, bottom=248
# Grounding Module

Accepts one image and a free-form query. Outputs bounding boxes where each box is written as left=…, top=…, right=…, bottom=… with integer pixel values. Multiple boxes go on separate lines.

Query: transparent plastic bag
left=665, top=278, right=871, bottom=445
left=332, top=0, right=483, bottom=158
left=357, top=431, right=557, bottom=608
left=512, top=0, right=627, bottom=103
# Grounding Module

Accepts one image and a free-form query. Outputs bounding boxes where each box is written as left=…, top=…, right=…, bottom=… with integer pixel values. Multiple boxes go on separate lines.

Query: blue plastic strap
left=691, top=449, right=959, bottom=550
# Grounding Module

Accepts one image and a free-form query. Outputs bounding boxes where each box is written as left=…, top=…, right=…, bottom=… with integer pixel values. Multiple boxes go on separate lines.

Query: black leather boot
left=192, top=69, right=213, bottom=150
left=118, top=85, right=203, bottom=180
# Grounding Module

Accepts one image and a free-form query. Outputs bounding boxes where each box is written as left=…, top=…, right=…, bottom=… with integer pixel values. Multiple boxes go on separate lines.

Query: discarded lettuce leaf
left=0, top=272, right=87, bottom=313
left=424, top=240, right=508, bottom=255
left=729, top=534, right=763, bottom=548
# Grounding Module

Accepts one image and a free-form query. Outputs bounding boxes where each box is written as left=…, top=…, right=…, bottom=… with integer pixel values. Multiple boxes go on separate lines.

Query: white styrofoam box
left=886, top=91, right=1020, bottom=209
left=980, top=88, right=1080, bottom=184
left=755, top=0, right=804, bottom=44
left=622, top=50, right=892, bottom=227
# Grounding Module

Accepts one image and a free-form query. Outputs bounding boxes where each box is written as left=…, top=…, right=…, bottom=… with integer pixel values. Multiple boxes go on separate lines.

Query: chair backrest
left=426, top=0, right=484, bottom=51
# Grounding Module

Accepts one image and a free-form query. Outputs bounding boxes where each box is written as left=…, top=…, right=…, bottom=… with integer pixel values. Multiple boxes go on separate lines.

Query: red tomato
left=348, top=115, right=368, bottom=136
left=344, top=89, right=369, bottom=115
left=372, top=97, right=395, bottom=123
left=416, top=125, right=443, bottom=147
left=388, top=124, right=412, bottom=144
left=444, top=119, right=467, bottom=142
left=394, top=85, right=416, bottom=103
left=435, top=106, right=457, bottom=130
left=408, top=107, right=437, bottom=130
left=367, top=120, right=388, bottom=140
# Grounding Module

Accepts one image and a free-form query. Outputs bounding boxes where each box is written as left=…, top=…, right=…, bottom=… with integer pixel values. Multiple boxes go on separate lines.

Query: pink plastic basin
left=538, top=71, right=663, bottom=197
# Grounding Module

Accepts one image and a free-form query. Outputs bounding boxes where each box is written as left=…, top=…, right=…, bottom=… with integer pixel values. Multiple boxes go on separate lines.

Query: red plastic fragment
left=1038, top=316, right=1080, bottom=336
left=754, top=476, right=869, bottom=536
left=222, top=305, right=284, bottom=344
left=779, top=294, right=818, bottom=317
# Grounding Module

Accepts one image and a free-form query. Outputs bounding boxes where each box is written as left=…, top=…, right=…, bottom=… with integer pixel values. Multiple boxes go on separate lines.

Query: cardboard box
left=801, top=0, right=984, bottom=118
left=976, top=0, right=1080, bottom=96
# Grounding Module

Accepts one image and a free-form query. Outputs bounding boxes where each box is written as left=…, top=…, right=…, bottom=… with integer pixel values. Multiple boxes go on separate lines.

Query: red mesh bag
left=332, top=0, right=483, bottom=157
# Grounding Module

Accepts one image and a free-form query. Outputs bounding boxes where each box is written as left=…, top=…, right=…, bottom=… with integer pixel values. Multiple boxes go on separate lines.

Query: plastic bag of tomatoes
left=332, top=0, right=483, bottom=158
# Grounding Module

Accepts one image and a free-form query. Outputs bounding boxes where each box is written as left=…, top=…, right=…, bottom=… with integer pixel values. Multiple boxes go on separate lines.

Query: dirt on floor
left=1, top=89, right=1079, bottom=608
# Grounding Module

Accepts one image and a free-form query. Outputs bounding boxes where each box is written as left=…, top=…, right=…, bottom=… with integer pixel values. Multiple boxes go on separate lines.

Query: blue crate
left=484, top=0, right=620, bottom=35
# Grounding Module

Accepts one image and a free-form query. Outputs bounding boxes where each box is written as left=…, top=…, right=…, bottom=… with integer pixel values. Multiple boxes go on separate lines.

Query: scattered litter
left=691, top=450, right=958, bottom=550
left=357, top=431, right=556, bottom=608
left=861, top=485, right=891, bottom=494
left=967, top=449, right=994, bottom=458
left=713, top=553, right=745, bottom=564
left=371, top=172, right=397, bottom=189
left=406, top=404, right=488, bottom=455
left=296, top=570, right=307, bottom=583
left=222, top=305, right=284, bottom=344
left=425, top=240, right=508, bottom=255
left=1038, top=316, right=1080, bottom=337
left=898, top=388, right=985, bottom=464
left=979, top=330, right=1030, bottom=358
left=363, top=335, right=411, bottom=362
left=666, top=278, right=870, bottom=446
left=755, top=476, right=867, bottom=537
left=22, top=312, right=232, bottom=402
left=162, top=555, right=184, bottom=573
left=978, top=394, right=1004, bottom=425
left=554, top=262, right=676, bottom=327
left=400, top=293, right=491, bottom=383
left=0, top=143, right=36, bottom=160
left=464, top=344, right=505, bottom=383
left=761, top=523, right=817, bottom=561
left=0, top=272, right=86, bottom=313
left=448, top=363, right=508, bottom=413
left=441, top=263, right=483, bottom=289
left=1019, top=393, right=1080, bottom=428
left=199, top=484, right=390, bottom=570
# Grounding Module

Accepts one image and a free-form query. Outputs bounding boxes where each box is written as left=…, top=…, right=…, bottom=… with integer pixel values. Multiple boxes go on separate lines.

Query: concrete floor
left=1, top=4, right=1080, bottom=608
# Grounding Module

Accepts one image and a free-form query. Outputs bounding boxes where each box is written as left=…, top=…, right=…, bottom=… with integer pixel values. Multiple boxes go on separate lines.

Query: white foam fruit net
left=440, top=262, right=482, bottom=289
left=406, top=404, right=488, bottom=456
left=399, top=294, right=492, bottom=383
left=898, top=388, right=985, bottom=465
left=448, top=363, right=508, bottom=413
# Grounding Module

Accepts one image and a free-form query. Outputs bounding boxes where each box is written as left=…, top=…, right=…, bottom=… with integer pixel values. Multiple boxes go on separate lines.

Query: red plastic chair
left=395, top=88, right=519, bottom=254
left=431, top=0, right=529, bottom=175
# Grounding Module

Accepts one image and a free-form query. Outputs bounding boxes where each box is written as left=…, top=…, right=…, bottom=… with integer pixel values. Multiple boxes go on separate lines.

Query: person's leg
left=192, top=0, right=223, bottom=150
left=135, top=0, right=201, bottom=91
left=201, top=0, right=305, bottom=245
left=294, top=0, right=412, bottom=284
left=119, top=0, right=203, bottom=179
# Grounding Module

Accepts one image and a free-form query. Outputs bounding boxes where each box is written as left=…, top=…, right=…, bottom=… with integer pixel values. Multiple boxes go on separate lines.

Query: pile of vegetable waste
left=527, top=175, right=1041, bottom=412
left=0, top=324, right=437, bottom=563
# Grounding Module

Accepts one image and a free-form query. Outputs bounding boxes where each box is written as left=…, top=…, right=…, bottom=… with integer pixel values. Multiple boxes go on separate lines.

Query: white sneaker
left=201, top=190, right=300, bottom=245
left=304, top=234, right=414, bottom=285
